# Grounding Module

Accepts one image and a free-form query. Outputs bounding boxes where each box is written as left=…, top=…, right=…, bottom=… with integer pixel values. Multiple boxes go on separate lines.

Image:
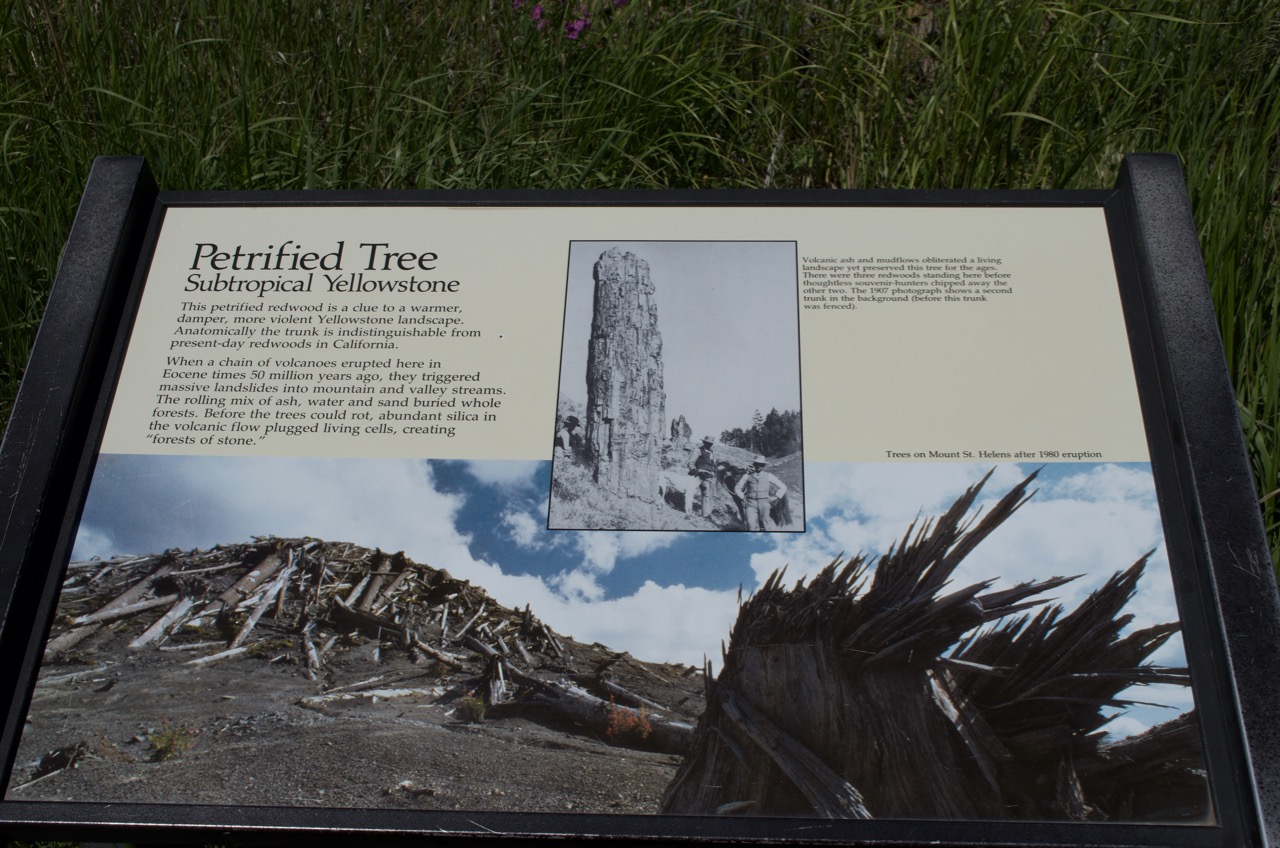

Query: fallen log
left=539, top=623, right=564, bottom=657
left=487, top=657, right=510, bottom=705
left=170, top=561, right=246, bottom=577
left=330, top=600, right=400, bottom=640
left=356, top=551, right=395, bottom=611
left=230, top=563, right=296, bottom=649
left=75, top=561, right=174, bottom=618
left=71, top=593, right=179, bottom=626
left=302, top=626, right=322, bottom=679
left=157, top=640, right=223, bottom=653
left=217, top=552, right=282, bottom=608
left=412, top=638, right=468, bottom=670
left=185, top=646, right=250, bottom=666
left=463, top=634, right=499, bottom=658
left=36, top=665, right=112, bottom=686
left=371, top=567, right=413, bottom=615
left=65, top=560, right=107, bottom=573
left=570, top=674, right=670, bottom=714
left=301, top=686, right=443, bottom=707
left=43, top=624, right=101, bottom=657
left=453, top=602, right=487, bottom=641
left=274, top=552, right=296, bottom=618
left=128, top=597, right=197, bottom=650
left=322, top=674, right=387, bottom=694
left=338, top=574, right=369, bottom=607
left=514, top=637, right=536, bottom=668
left=503, top=663, right=693, bottom=755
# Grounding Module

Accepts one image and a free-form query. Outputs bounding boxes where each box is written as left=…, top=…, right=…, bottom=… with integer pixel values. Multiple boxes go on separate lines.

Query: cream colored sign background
left=100, top=205, right=1148, bottom=462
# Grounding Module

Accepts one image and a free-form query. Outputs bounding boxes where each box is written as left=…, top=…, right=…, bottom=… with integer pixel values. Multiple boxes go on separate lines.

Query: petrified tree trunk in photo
left=661, top=471, right=1209, bottom=822
left=585, top=247, right=665, bottom=503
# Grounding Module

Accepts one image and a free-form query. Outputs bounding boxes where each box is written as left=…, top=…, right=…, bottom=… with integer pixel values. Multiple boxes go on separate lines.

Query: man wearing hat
left=555, top=416, right=580, bottom=459
left=689, top=436, right=719, bottom=516
left=734, top=455, right=787, bottom=531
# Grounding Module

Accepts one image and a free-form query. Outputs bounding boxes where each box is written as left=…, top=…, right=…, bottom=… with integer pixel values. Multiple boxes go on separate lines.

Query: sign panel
left=0, top=157, right=1273, bottom=846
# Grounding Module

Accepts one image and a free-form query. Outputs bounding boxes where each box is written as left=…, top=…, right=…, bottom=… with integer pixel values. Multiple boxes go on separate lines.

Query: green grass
left=1, top=0, right=1278, bottom=569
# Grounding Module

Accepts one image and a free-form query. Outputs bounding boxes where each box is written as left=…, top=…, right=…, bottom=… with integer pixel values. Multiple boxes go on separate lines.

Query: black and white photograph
left=549, top=241, right=804, bottom=532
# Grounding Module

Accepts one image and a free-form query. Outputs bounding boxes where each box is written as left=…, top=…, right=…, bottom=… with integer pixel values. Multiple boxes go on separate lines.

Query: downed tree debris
left=660, top=471, right=1209, bottom=822
left=41, top=537, right=704, bottom=755
left=300, top=687, right=446, bottom=707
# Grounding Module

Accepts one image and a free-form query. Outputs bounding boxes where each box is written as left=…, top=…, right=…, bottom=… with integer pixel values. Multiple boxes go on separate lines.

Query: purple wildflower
left=613, top=0, right=630, bottom=6
left=512, top=0, right=524, bottom=8
left=531, top=4, right=545, bottom=29
left=565, top=9, right=592, bottom=39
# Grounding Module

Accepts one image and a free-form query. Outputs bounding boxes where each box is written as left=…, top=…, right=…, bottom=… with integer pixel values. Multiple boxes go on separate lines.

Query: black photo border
left=0, top=154, right=1274, bottom=846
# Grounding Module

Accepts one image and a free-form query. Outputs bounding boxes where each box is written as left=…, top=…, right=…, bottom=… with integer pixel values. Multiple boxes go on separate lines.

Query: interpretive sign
left=0, top=155, right=1275, bottom=846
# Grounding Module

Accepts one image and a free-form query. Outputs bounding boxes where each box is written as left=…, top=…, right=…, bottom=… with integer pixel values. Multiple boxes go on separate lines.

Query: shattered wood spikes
left=660, top=472, right=1208, bottom=823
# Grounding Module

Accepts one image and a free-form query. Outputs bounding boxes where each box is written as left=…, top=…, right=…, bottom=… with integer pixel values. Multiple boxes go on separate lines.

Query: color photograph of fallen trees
left=12, top=470, right=1205, bottom=823
left=13, top=537, right=704, bottom=812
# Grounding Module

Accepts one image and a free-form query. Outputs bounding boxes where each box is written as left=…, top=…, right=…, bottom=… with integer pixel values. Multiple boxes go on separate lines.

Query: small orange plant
left=604, top=696, right=652, bottom=745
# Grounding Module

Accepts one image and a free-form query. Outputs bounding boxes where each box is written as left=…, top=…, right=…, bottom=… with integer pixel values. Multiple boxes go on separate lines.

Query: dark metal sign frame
left=0, top=155, right=1274, bottom=846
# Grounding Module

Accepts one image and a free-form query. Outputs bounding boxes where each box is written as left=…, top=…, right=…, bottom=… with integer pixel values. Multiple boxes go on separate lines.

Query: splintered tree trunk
left=662, top=644, right=1003, bottom=819
left=661, top=472, right=1208, bottom=822
left=742, top=647, right=1004, bottom=818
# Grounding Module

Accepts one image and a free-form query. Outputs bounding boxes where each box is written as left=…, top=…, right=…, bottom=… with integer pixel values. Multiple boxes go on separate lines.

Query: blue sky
left=72, top=455, right=1194, bottom=736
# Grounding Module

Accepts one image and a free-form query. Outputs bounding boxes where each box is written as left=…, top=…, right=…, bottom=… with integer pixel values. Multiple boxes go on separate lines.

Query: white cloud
left=462, top=460, right=543, bottom=487
left=549, top=568, right=606, bottom=603
left=420, top=554, right=736, bottom=665
left=501, top=509, right=544, bottom=548
left=70, top=525, right=116, bottom=561
left=547, top=580, right=739, bottom=667
left=1048, top=463, right=1159, bottom=504
left=1098, top=682, right=1198, bottom=740
left=1125, top=682, right=1197, bottom=714
left=573, top=530, right=682, bottom=575
left=952, top=495, right=1167, bottom=614
left=1100, top=714, right=1149, bottom=740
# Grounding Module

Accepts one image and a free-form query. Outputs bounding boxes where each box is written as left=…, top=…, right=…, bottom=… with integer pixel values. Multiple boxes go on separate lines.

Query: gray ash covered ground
left=9, top=538, right=705, bottom=813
